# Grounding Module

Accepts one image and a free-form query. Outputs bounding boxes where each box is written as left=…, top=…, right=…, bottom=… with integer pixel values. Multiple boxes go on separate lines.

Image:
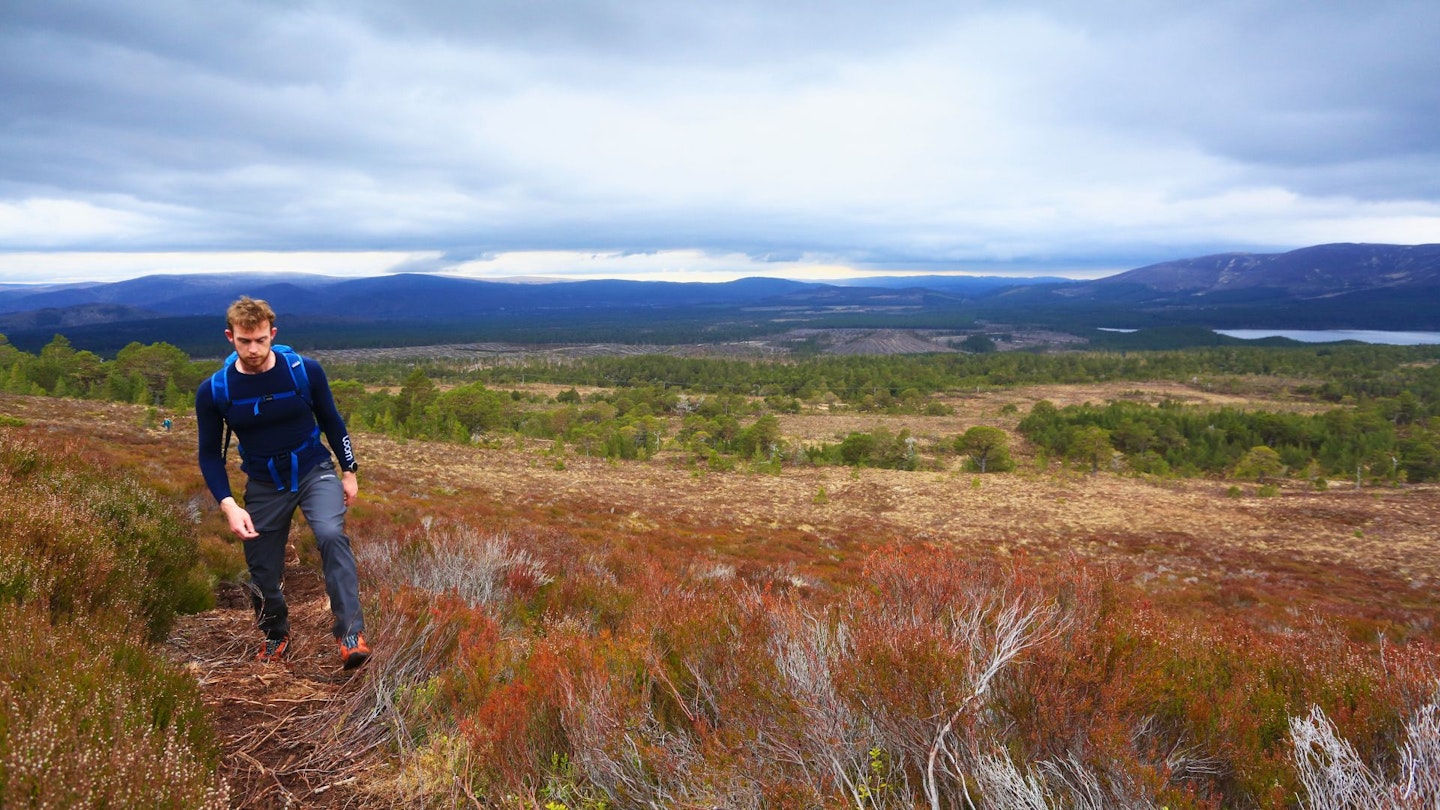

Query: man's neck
left=235, top=351, right=276, bottom=375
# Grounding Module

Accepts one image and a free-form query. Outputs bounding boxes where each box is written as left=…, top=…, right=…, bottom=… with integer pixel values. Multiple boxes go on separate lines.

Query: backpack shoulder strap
left=211, top=347, right=311, bottom=410
left=209, top=352, right=238, bottom=413
left=209, top=353, right=238, bottom=462
left=273, top=346, right=312, bottom=407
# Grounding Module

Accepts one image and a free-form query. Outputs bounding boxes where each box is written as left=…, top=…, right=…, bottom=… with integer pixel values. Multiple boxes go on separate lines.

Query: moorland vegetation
left=9, top=332, right=1436, bottom=482
left=2, top=331, right=1439, bottom=807
left=0, top=430, right=224, bottom=807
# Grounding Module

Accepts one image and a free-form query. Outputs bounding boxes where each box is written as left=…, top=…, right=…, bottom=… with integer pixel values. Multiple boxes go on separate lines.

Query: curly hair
left=226, top=296, right=277, bottom=330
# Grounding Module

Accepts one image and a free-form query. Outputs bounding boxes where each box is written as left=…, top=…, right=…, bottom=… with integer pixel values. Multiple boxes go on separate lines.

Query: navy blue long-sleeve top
left=195, top=354, right=356, bottom=503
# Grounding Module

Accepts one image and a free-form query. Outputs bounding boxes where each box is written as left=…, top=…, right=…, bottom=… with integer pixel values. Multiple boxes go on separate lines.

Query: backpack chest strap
left=231, top=389, right=301, bottom=416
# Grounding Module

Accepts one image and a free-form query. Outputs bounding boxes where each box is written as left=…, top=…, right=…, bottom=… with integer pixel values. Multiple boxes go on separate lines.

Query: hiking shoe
left=255, top=634, right=289, bottom=663
left=338, top=633, right=371, bottom=670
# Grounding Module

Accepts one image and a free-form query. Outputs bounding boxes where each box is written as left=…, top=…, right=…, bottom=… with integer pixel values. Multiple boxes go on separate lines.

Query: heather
left=309, top=517, right=1440, bottom=808
left=4, top=332, right=1440, bottom=806
left=0, top=429, right=224, bottom=807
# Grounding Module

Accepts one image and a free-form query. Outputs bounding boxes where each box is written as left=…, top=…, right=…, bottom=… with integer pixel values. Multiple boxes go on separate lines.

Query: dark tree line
left=7, top=330, right=1440, bottom=480
left=1, top=334, right=208, bottom=408
left=1016, top=397, right=1440, bottom=483
left=454, top=344, right=1440, bottom=413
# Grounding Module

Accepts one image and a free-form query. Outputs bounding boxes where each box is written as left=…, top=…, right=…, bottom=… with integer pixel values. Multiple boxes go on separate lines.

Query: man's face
left=226, top=322, right=277, bottom=373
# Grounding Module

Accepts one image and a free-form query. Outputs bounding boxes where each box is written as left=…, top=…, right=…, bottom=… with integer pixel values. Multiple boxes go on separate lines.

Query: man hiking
left=196, top=296, right=371, bottom=669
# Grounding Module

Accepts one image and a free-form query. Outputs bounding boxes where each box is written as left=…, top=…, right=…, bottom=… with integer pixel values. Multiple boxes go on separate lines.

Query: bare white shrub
left=968, top=751, right=1052, bottom=810
left=922, top=596, right=1063, bottom=810
left=358, top=523, right=551, bottom=609
left=765, top=605, right=882, bottom=807
left=1289, top=691, right=1440, bottom=810
left=692, top=562, right=736, bottom=582
left=948, top=748, right=1161, bottom=810
left=559, top=666, right=763, bottom=810
left=561, top=669, right=682, bottom=807
left=1399, top=697, right=1440, bottom=805
left=1038, top=755, right=1159, bottom=810
left=902, top=744, right=1169, bottom=810
left=1290, top=705, right=1391, bottom=809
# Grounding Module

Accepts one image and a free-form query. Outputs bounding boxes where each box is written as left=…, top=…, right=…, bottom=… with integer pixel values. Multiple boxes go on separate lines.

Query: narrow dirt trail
left=165, top=549, right=381, bottom=809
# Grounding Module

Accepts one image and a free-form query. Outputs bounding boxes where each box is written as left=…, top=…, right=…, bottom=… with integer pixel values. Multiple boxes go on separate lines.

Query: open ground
left=4, top=375, right=1437, bottom=805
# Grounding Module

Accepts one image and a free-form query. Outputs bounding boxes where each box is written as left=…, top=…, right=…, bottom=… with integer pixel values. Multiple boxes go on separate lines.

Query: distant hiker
left=195, top=296, right=371, bottom=670
left=163, top=417, right=172, bottom=431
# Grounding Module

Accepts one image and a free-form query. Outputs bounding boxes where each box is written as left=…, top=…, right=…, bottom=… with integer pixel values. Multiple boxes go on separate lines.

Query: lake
left=1214, top=329, right=1440, bottom=345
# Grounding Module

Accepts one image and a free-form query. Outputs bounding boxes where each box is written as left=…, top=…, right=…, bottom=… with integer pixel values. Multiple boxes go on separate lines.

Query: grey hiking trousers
left=242, top=460, right=365, bottom=641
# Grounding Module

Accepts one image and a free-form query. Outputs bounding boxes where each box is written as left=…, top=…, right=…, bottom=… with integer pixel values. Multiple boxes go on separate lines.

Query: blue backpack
left=209, top=344, right=321, bottom=491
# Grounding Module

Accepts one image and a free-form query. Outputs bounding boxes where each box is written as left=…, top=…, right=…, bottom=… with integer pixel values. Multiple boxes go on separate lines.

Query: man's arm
left=195, top=380, right=233, bottom=502
left=306, top=359, right=359, bottom=505
left=196, top=377, right=259, bottom=538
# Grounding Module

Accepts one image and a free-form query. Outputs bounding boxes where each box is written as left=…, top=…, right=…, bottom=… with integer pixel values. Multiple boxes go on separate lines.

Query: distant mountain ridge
left=1085, top=243, right=1440, bottom=297
left=2, top=242, right=1437, bottom=354
left=0, top=303, right=161, bottom=331
left=0, top=274, right=824, bottom=319
left=1001, top=242, right=1440, bottom=331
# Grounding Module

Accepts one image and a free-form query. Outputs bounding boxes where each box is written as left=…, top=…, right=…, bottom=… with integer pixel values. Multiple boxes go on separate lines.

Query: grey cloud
left=328, top=0, right=962, bottom=62
left=2, top=15, right=343, bottom=196
left=0, top=0, right=1436, bottom=267
left=1260, top=158, right=1440, bottom=202
left=1043, top=2, right=1440, bottom=195
left=4, top=0, right=350, bottom=84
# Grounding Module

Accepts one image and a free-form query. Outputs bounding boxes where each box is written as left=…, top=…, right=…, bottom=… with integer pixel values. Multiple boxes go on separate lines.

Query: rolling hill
left=2, top=242, right=1437, bottom=354
left=1027, top=243, right=1440, bottom=329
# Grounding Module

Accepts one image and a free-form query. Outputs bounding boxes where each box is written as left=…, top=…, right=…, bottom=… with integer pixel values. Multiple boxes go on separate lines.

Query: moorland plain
left=345, top=379, right=1440, bottom=625
left=9, top=379, right=1433, bottom=618
left=3, top=349, right=1439, bottom=807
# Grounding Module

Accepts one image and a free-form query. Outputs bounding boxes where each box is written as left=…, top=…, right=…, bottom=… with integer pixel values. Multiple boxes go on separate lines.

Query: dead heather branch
left=754, top=576, right=1071, bottom=809
left=1289, top=685, right=1440, bottom=810
left=966, top=751, right=1051, bottom=810
left=1129, top=716, right=1225, bottom=783
left=359, top=522, right=552, bottom=610
left=1400, top=697, right=1440, bottom=804
left=951, top=749, right=1161, bottom=810
left=764, top=604, right=883, bottom=808
left=1290, top=705, right=1392, bottom=809
left=215, top=594, right=471, bottom=807
left=319, top=609, right=456, bottom=748
left=922, top=595, right=1065, bottom=810
left=559, top=666, right=763, bottom=810
left=1039, top=755, right=1158, bottom=810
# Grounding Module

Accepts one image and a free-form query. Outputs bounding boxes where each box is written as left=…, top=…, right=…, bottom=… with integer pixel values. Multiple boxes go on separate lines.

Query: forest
left=5, top=332, right=1438, bottom=483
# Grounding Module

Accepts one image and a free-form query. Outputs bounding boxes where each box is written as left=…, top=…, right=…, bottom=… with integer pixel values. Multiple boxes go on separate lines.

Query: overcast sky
left=2, top=1, right=1439, bottom=284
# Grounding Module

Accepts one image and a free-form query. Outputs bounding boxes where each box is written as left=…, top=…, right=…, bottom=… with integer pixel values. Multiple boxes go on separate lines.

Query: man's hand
left=342, top=470, right=359, bottom=507
left=220, top=497, right=259, bottom=540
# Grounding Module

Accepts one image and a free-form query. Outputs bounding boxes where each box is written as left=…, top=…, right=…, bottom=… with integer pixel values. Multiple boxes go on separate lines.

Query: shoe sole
left=341, top=651, right=371, bottom=670
left=256, top=640, right=289, bottom=663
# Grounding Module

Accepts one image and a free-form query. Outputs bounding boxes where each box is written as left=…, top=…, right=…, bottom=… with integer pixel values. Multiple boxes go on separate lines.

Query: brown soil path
left=164, top=553, right=378, bottom=808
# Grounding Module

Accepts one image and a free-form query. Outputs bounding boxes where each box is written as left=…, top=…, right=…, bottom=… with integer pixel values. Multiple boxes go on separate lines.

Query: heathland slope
left=3, top=386, right=1437, bottom=807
